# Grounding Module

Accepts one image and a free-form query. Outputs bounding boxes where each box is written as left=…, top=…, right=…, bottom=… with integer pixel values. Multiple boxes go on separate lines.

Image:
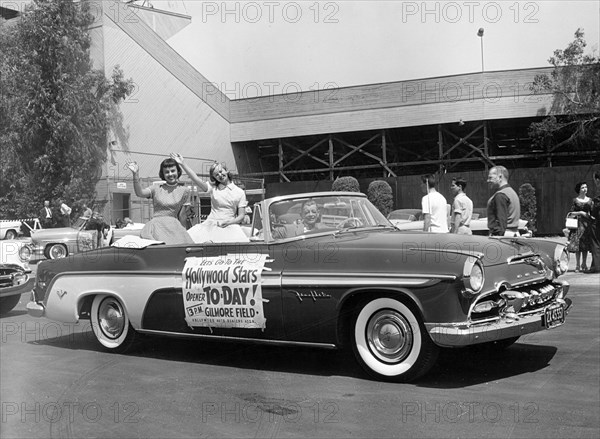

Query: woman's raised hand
left=170, top=153, right=184, bottom=165
left=126, top=161, right=139, bottom=174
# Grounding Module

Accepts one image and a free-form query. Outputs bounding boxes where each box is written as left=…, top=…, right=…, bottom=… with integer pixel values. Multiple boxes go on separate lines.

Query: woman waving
left=170, top=153, right=248, bottom=243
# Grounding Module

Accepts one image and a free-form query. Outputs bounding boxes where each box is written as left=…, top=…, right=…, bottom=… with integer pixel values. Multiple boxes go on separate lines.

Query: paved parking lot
left=1, top=254, right=598, bottom=438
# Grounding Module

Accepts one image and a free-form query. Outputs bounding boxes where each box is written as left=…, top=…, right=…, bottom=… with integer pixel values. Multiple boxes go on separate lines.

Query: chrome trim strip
left=48, top=270, right=281, bottom=278
left=137, top=329, right=337, bottom=349
left=283, top=278, right=440, bottom=287
left=407, top=248, right=485, bottom=259
left=283, top=272, right=455, bottom=281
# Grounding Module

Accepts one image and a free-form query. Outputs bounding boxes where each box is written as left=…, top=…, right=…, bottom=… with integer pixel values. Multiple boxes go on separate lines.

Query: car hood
left=329, top=229, right=555, bottom=267
left=31, top=227, right=84, bottom=241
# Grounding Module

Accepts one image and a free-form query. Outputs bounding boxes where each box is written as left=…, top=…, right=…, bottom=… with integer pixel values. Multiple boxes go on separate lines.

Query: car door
left=179, top=241, right=285, bottom=341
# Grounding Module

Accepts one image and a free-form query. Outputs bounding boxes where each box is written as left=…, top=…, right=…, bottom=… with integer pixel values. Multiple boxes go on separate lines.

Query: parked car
left=27, top=192, right=572, bottom=382
left=110, top=222, right=144, bottom=244
left=1, top=239, right=33, bottom=314
left=1, top=218, right=41, bottom=240
left=29, top=217, right=102, bottom=259
left=387, top=209, right=423, bottom=228
left=388, top=208, right=529, bottom=235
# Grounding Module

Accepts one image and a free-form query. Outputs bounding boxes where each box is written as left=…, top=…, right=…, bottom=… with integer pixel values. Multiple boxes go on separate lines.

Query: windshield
left=388, top=210, right=422, bottom=222
left=71, top=217, right=88, bottom=230
left=268, top=195, right=391, bottom=241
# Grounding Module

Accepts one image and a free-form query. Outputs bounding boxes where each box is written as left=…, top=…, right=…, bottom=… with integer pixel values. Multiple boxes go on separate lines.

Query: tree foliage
left=518, top=183, right=537, bottom=234
left=367, top=180, right=393, bottom=216
left=529, top=29, right=600, bottom=152
left=332, top=176, right=360, bottom=192
left=0, top=0, right=133, bottom=218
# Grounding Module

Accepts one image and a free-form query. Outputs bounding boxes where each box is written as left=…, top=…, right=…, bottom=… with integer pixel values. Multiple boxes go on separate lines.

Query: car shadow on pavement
left=418, top=343, right=558, bottom=388
left=0, top=310, right=28, bottom=318
left=28, top=331, right=366, bottom=380
left=28, top=330, right=557, bottom=386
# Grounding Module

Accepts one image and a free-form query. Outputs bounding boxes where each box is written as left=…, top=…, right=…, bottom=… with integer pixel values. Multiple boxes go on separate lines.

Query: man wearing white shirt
left=450, top=177, right=473, bottom=235
left=421, top=174, right=449, bottom=233
left=59, top=200, right=72, bottom=227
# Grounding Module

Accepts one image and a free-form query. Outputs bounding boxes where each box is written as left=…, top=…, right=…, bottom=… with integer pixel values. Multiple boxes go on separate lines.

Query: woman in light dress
left=126, top=158, right=193, bottom=245
left=170, top=153, right=249, bottom=243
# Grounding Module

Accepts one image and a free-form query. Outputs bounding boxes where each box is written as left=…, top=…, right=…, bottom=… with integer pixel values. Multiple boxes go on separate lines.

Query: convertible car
left=29, top=217, right=142, bottom=260
left=1, top=239, right=33, bottom=314
left=29, top=217, right=101, bottom=259
left=27, top=192, right=572, bottom=382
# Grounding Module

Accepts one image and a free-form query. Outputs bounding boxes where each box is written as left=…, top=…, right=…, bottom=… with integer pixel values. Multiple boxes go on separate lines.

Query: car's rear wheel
left=5, top=230, right=17, bottom=240
left=352, top=297, right=439, bottom=382
left=90, top=295, right=137, bottom=353
left=0, top=295, right=21, bottom=315
left=46, top=244, right=68, bottom=259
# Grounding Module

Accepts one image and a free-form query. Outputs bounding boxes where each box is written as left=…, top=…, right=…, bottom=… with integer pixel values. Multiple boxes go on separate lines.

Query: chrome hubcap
left=367, top=310, right=413, bottom=363
left=98, top=299, right=125, bottom=339
left=49, top=245, right=66, bottom=259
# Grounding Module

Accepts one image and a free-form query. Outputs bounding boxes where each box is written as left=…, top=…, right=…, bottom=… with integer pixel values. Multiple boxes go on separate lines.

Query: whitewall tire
left=91, top=295, right=137, bottom=353
left=47, top=244, right=68, bottom=259
left=352, top=297, right=438, bottom=382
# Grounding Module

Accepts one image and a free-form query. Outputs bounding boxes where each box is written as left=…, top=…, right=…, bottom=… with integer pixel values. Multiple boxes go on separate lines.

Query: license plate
left=544, top=303, right=565, bottom=329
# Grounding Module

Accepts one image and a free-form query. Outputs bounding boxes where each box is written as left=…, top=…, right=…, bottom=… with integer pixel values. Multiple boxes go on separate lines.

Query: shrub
left=518, top=183, right=537, bottom=233
left=332, top=176, right=360, bottom=192
left=367, top=180, right=394, bottom=216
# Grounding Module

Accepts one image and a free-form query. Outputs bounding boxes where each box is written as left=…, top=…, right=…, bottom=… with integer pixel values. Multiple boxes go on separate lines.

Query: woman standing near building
left=170, top=153, right=248, bottom=243
left=567, top=181, right=593, bottom=272
left=126, top=158, right=193, bottom=245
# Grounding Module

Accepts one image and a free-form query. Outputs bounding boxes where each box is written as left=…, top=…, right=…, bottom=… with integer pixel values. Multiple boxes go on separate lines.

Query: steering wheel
left=338, top=217, right=363, bottom=229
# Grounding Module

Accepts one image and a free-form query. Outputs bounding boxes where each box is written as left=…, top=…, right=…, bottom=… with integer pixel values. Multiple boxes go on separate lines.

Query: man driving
left=272, top=199, right=323, bottom=239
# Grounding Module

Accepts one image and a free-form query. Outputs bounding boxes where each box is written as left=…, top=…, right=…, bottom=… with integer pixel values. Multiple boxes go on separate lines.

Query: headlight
left=462, top=256, right=485, bottom=297
left=19, top=245, right=32, bottom=262
left=553, top=245, right=569, bottom=276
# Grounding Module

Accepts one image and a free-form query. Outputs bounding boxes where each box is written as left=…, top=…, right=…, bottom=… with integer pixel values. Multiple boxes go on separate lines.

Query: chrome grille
left=471, top=281, right=560, bottom=320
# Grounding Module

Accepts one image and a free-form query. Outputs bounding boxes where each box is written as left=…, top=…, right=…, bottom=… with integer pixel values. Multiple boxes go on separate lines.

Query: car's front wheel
left=352, top=297, right=439, bottom=382
left=46, top=244, right=68, bottom=259
left=90, top=295, right=138, bottom=353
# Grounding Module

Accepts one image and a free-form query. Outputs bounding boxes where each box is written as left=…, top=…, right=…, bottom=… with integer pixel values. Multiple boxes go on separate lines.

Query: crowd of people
left=419, top=166, right=600, bottom=274
left=420, top=165, right=521, bottom=237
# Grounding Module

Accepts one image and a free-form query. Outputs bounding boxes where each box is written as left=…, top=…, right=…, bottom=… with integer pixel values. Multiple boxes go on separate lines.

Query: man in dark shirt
left=486, top=166, right=521, bottom=236
left=39, top=200, right=54, bottom=228
left=588, top=171, right=600, bottom=273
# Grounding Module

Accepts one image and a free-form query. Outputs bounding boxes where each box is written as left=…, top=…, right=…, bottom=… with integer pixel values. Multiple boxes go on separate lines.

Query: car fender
left=45, top=272, right=182, bottom=329
left=339, top=284, right=430, bottom=316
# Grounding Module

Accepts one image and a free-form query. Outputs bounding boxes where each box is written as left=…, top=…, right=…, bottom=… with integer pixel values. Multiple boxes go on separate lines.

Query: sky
left=5, top=0, right=598, bottom=98
left=156, top=0, right=600, bottom=99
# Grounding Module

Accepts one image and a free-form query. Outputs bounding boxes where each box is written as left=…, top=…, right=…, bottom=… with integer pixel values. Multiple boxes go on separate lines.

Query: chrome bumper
left=426, top=298, right=573, bottom=347
left=31, top=245, right=46, bottom=258
left=26, top=300, right=45, bottom=318
left=0, top=276, right=35, bottom=297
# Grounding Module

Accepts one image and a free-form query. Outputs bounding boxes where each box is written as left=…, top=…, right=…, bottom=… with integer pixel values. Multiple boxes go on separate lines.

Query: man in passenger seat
left=272, top=199, right=323, bottom=239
